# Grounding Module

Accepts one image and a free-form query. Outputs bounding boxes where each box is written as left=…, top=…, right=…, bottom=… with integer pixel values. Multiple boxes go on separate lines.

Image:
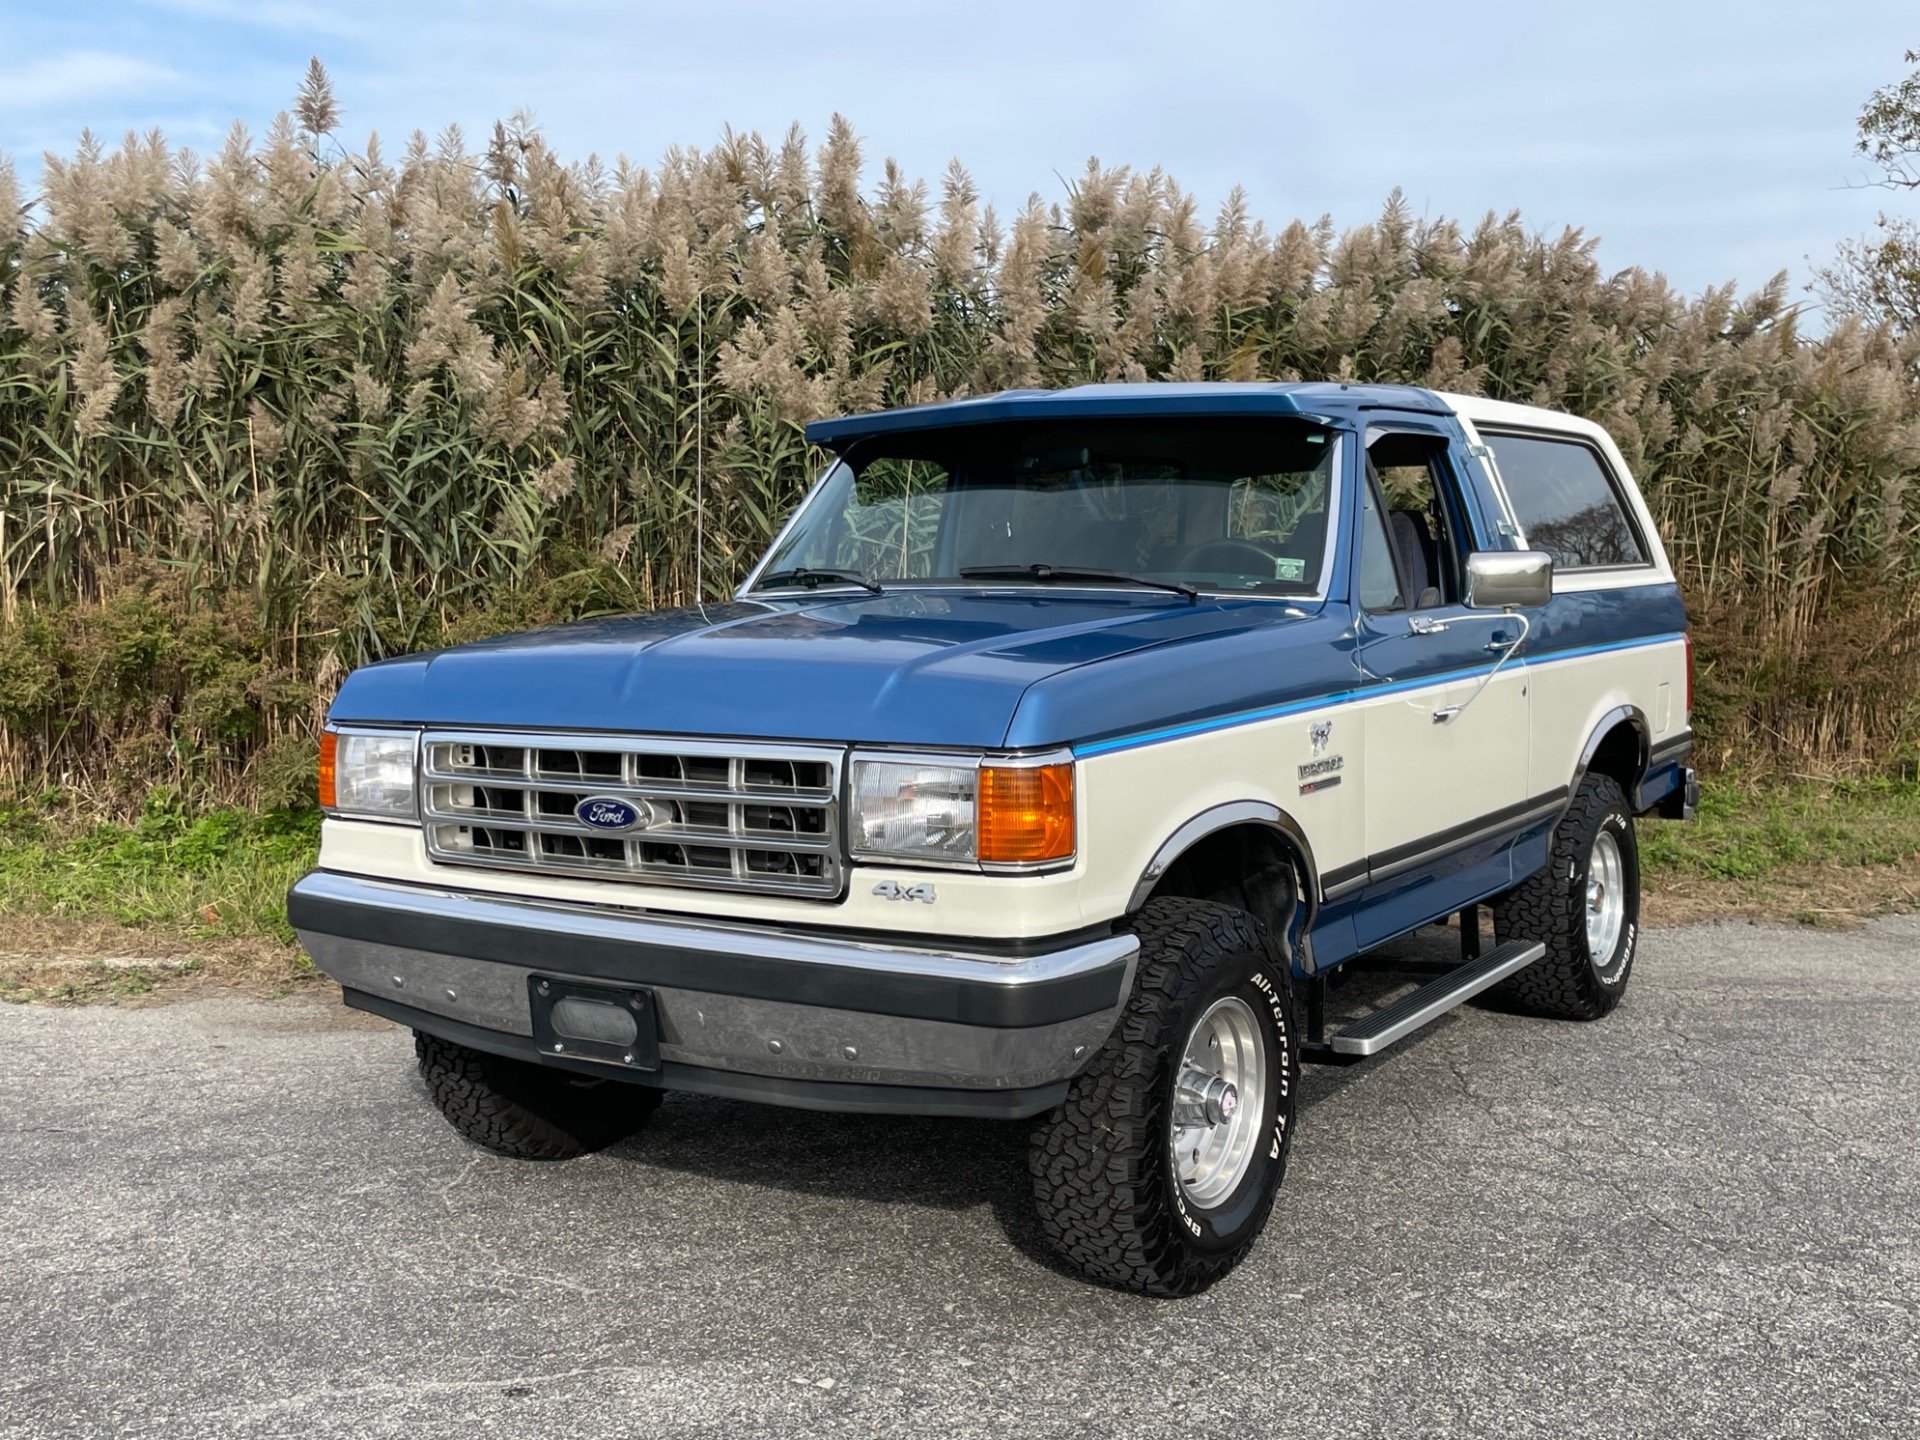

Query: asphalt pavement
left=3, top=916, right=1917, bottom=1440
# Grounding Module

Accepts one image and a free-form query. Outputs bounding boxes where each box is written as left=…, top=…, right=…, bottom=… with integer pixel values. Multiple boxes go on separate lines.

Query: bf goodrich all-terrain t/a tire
left=1028, top=897, right=1300, bottom=1297
left=414, top=1032, right=662, bottom=1160
left=1491, top=772, right=1642, bottom=1020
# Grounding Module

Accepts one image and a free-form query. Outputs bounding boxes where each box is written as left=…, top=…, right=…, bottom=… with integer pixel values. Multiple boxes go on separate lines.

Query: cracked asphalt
left=2, top=916, right=1917, bottom=1439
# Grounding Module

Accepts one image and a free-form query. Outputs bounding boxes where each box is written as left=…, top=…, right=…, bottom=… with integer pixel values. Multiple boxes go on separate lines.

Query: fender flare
left=1569, top=703, right=1650, bottom=806
left=1126, top=800, right=1323, bottom=966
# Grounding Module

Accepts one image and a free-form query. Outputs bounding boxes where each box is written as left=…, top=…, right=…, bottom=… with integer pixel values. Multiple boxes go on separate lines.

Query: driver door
left=1351, top=429, right=1529, bottom=947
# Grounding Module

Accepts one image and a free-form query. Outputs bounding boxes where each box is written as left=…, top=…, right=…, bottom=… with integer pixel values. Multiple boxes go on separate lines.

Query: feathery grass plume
left=932, top=160, right=980, bottom=285
left=249, top=399, right=286, bottom=466
left=816, top=115, right=865, bottom=241
left=140, top=297, right=188, bottom=430
left=8, top=266, right=58, bottom=347
left=69, top=310, right=120, bottom=440
left=533, top=455, right=577, bottom=505
left=225, top=245, right=273, bottom=342
left=0, top=154, right=21, bottom=243
left=295, top=57, right=340, bottom=137
left=739, top=224, right=792, bottom=308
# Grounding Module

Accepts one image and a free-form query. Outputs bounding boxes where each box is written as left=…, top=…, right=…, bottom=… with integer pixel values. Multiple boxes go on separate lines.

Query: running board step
left=1329, top=939, right=1545, bottom=1057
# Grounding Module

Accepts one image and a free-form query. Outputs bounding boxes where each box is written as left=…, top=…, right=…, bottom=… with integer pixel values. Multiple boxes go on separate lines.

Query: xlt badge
left=1298, top=753, right=1344, bottom=795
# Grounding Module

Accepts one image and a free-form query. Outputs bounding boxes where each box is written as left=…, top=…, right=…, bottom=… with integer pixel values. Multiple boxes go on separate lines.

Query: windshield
left=750, top=418, right=1340, bottom=596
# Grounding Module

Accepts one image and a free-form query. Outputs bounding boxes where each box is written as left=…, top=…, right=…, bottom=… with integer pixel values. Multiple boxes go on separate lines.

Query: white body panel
left=1529, top=629, right=1689, bottom=799
left=1354, top=649, right=1530, bottom=865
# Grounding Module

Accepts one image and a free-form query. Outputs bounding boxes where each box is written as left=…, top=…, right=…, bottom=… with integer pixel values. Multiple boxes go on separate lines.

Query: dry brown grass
left=0, top=918, right=312, bottom=1004
left=1642, top=858, right=1920, bottom=929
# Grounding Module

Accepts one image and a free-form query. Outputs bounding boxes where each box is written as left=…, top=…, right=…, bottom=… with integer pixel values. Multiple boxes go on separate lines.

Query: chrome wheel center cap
left=1175, top=1067, right=1242, bottom=1128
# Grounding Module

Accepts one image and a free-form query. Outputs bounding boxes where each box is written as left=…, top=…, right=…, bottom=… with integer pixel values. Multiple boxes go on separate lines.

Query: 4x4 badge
left=872, top=880, right=937, bottom=904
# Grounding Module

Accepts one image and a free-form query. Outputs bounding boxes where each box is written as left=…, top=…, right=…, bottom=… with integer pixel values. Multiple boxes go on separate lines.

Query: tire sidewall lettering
left=1171, top=959, right=1296, bottom=1247
left=1586, top=805, right=1638, bottom=984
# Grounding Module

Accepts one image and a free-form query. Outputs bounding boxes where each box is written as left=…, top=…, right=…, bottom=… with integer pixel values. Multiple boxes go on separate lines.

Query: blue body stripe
left=1073, top=631, right=1685, bottom=759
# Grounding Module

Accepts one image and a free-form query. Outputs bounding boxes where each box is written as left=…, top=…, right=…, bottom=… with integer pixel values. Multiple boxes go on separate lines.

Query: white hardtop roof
left=1433, top=391, right=1614, bottom=446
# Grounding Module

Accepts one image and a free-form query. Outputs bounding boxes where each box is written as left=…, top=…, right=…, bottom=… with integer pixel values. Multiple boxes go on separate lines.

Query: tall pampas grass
left=3, top=66, right=1919, bottom=805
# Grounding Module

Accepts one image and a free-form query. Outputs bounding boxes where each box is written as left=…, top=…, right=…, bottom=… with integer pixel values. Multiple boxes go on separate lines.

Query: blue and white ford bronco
left=290, top=382, right=1697, bottom=1295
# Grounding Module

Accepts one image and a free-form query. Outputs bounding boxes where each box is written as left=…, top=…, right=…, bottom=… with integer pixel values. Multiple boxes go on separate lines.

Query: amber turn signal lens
left=977, top=762, right=1075, bottom=864
left=318, top=730, right=338, bottom=809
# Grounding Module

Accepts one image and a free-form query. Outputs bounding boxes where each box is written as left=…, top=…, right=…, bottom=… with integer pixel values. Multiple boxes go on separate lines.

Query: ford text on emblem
left=575, top=796, right=642, bottom=831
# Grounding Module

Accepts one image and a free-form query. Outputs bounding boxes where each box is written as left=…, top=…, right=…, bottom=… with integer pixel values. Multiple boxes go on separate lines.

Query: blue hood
left=329, top=592, right=1318, bottom=749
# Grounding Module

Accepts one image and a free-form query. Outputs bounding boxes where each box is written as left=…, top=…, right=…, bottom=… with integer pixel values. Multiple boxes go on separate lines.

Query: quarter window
left=1483, top=433, right=1647, bottom=570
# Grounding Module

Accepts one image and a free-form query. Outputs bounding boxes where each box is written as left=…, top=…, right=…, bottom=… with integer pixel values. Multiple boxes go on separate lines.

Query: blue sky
left=1, top=0, right=1914, bottom=304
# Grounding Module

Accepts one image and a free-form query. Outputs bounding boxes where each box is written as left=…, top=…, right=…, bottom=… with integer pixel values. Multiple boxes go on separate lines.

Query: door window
left=1361, top=432, right=1473, bottom=611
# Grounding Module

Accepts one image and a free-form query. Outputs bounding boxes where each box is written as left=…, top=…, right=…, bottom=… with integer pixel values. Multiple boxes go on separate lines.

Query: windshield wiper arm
left=959, top=564, right=1200, bottom=603
left=757, top=566, right=885, bottom=595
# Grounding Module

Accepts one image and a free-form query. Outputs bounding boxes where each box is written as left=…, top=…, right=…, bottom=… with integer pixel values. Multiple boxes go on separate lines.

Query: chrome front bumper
left=288, top=872, right=1137, bottom=1117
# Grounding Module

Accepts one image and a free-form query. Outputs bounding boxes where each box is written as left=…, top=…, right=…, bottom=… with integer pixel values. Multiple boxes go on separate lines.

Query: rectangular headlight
left=320, top=728, right=418, bottom=820
left=851, top=760, right=977, bottom=861
left=849, top=754, right=1074, bottom=869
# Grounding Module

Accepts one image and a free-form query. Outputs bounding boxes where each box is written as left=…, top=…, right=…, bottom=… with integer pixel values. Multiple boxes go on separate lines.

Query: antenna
left=694, top=299, right=705, bottom=604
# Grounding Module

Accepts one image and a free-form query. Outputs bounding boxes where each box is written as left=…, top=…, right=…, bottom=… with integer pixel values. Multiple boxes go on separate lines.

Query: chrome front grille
left=420, top=731, right=844, bottom=899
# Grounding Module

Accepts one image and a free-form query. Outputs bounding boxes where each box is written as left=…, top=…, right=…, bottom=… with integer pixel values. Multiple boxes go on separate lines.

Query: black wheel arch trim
left=1126, top=799, right=1323, bottom=934
left=1647, top=729, right=1694, bottom=766
left=1570, top=704, right=1651, bottom=800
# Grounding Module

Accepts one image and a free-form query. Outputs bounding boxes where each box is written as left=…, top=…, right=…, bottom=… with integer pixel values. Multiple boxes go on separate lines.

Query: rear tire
left=1491, top=773, right=1641, bottom=1020
left=414, top=1032, right=662, bottom=1160
left=1028, top=897, right=1299, bottom=1296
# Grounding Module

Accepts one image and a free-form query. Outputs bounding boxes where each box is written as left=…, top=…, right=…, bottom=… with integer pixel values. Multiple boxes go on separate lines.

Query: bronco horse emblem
left=1309, top=721, right=1333, bottom=756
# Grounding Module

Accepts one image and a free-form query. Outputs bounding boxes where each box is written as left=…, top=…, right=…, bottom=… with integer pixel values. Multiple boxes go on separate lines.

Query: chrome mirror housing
left=1464, top=550, right=1553, bottom=609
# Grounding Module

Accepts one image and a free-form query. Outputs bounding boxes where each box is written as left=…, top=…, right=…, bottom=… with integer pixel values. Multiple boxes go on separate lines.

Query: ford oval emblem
left=575, top=796, right=642, bottom=832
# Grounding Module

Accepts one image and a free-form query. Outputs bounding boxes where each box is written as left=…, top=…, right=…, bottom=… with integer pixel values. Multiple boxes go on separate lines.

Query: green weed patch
left=1639, top=778, right=1920, bottom=881
left=0, top=791, right=319, bottom=942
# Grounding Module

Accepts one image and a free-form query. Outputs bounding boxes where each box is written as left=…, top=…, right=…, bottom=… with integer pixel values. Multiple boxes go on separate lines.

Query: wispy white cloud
left=0, top=50, right=180, bottom=111
left=133, top=0, right=366, bottom=38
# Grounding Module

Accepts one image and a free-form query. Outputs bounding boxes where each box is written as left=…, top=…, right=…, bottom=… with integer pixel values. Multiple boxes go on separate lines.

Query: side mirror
left=1464, top=550, right=1553, bottom=610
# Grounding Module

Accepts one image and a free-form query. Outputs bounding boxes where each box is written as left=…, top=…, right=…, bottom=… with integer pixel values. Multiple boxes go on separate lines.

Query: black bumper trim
left=290, top=877, right=1129, bottom=1030
left=348, top=989, right=1069, bottom=1119
left=1648, top=729, right=1695, bottom=767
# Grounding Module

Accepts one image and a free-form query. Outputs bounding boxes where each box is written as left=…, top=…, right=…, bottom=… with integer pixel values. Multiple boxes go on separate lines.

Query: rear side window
left=1483, top=432, right=1648, bottom=570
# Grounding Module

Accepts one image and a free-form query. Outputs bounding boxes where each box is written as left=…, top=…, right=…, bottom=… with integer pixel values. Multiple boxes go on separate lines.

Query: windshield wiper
left=756, top=566, right=885, bottom=595
left=959, top=564, right=1200, bottom=603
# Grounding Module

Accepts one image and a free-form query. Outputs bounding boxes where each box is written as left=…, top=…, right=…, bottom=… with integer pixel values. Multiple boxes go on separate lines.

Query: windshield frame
left=738, top=423, right=1348, bottom=605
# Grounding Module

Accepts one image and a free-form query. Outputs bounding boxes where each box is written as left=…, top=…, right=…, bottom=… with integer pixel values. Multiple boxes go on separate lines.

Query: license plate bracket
left=528, top=976, right=660, bottom=1071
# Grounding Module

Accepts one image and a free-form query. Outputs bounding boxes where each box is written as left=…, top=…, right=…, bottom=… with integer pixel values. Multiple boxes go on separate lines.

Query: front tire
left=1028, top=898, right=1299, bottom=1296
left=1491, top=772, right=1641, bottom=1020
left=414, top=1032, right=662, bottom=1160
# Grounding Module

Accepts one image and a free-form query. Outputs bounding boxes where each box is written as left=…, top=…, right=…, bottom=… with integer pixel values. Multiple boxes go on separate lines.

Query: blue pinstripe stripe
left=1072, top=631, right=1685, bottom=759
